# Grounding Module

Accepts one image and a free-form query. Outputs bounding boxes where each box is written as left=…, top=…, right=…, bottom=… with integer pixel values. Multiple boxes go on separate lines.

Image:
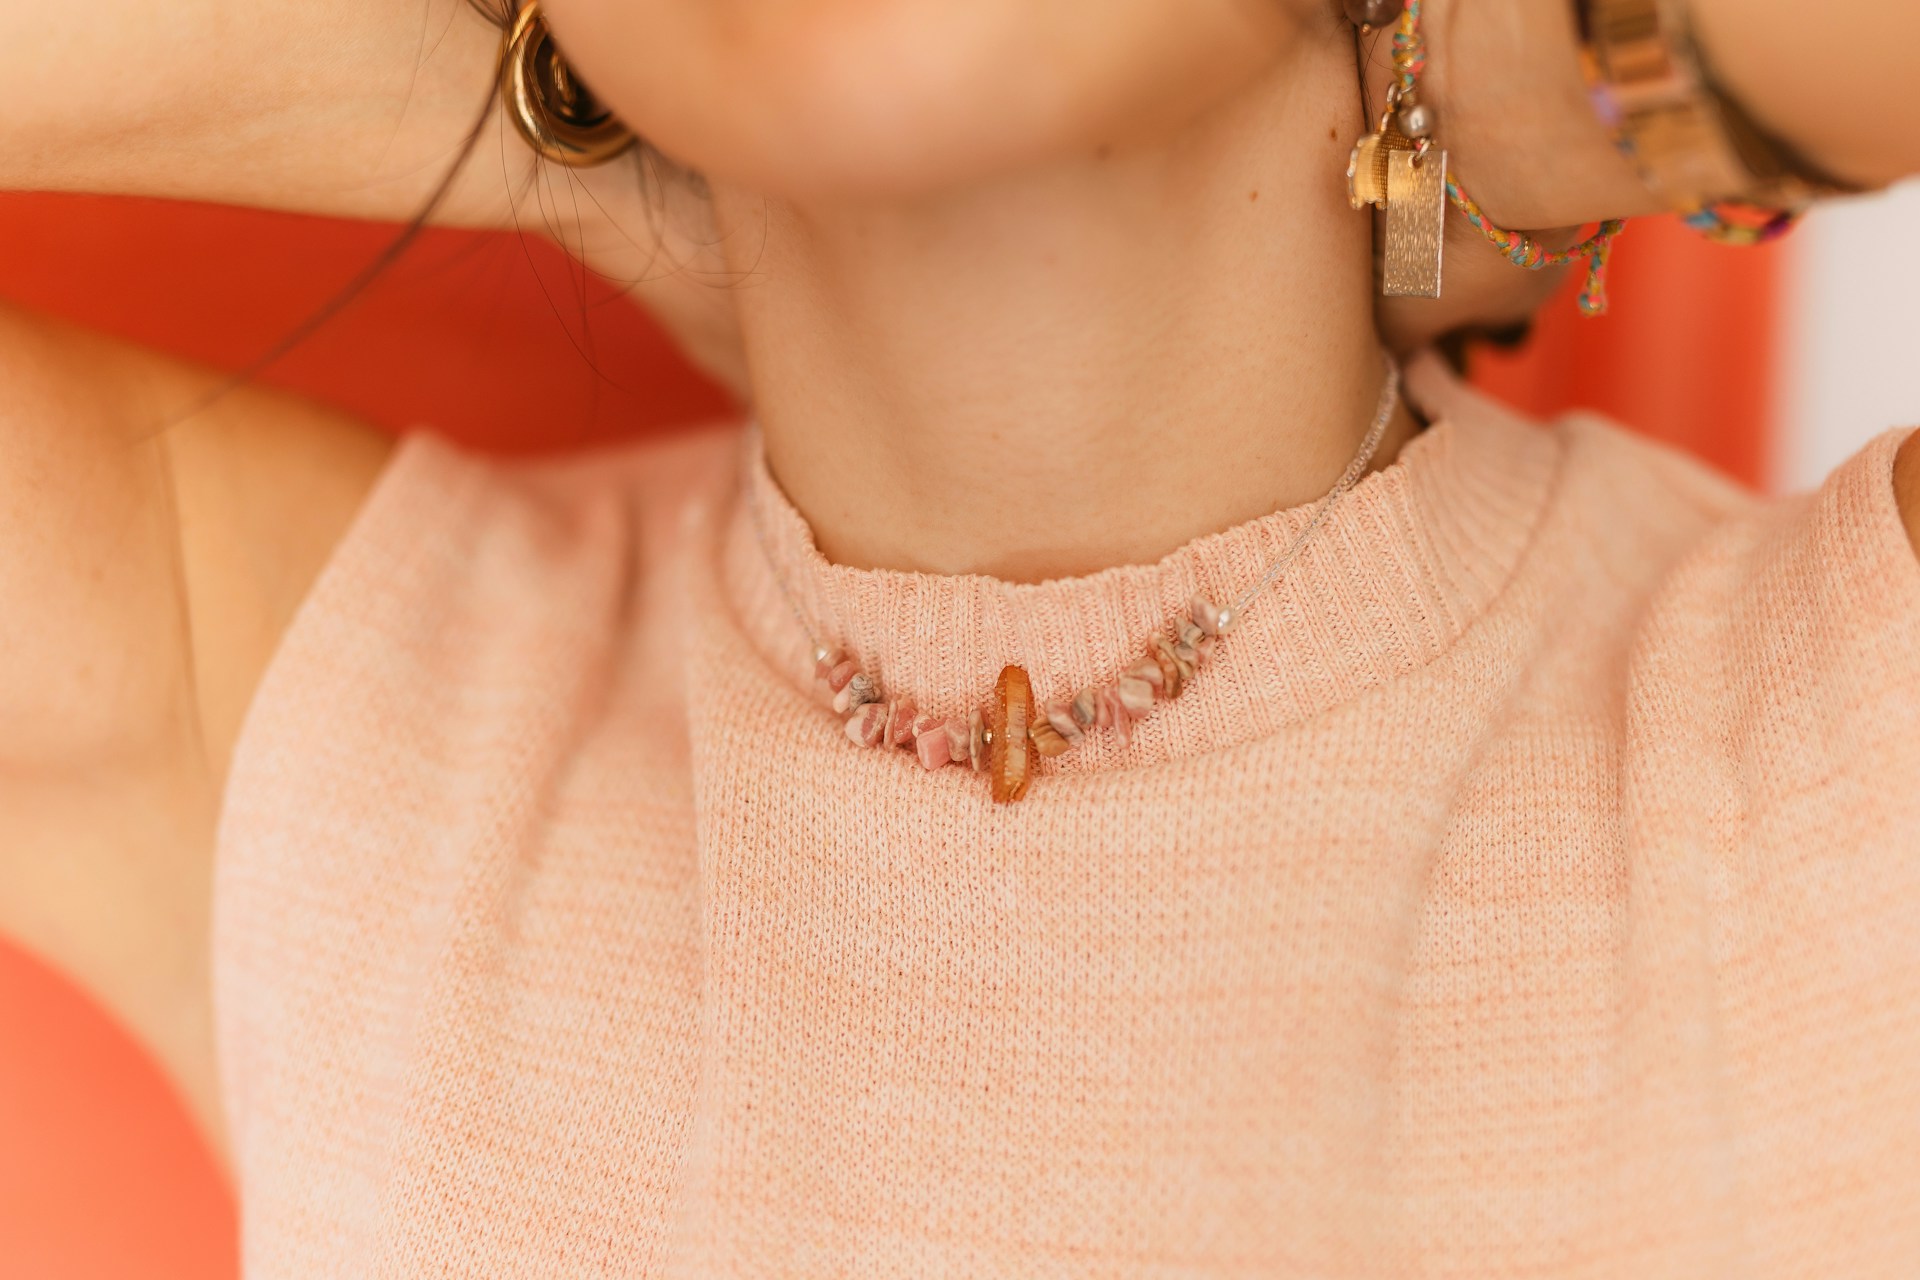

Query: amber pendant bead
left=988, top=665, right=1035, bottom=804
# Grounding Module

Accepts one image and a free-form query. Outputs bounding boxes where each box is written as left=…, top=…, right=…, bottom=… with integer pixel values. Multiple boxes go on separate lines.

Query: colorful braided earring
left=501, top=1, right=636, bottom=167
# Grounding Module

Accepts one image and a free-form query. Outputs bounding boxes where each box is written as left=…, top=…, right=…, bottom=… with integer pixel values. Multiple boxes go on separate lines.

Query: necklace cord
left=744, top=354, right=1403, bottom=696
left=1227, top=357, right=1401, bottom=619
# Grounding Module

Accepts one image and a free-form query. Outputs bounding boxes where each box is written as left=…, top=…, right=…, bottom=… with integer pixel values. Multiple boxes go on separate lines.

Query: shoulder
left=1527, top=417, right=1920, bottom=1212
left=1527, top=395, right=1920, bottom=690
left=1406, top=366, right=1759, bottom=669
left=324, top=419, right=743, bottom=623
left=1426, top=363, right=1920, bottom=777
left=226, top=419, right=744, bottom=767
left=1609, top=419, right=1920, bottom=693
left=1502, top=389, right=1918, bottom=661
left=1409, top=354, right=1759, bottom=603
left=500, top=418, right=748, bottom=551
left=1538, top=406, right=1920, bottom=813
left=215, top=420, right=743, bottom=999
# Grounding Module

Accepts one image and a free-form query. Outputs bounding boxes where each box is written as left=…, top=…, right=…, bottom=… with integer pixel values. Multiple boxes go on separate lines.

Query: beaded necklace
left=744, top=358, right=1403, bottom=804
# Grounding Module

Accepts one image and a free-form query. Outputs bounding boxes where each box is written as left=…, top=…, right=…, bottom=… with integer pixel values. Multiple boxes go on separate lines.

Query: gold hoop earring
left=502, top=1, right=636, bottom=168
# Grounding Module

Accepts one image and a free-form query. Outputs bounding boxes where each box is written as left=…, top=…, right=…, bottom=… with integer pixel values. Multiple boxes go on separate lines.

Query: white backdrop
left=1776, top=181, right=1920, bottom=493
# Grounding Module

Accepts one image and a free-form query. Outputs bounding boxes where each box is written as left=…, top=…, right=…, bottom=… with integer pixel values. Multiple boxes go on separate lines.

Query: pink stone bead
left=1103, top=686, right=1134, bottom=749
left=1092, top=690, right=1115, bottom=730
left=833, top=672, right=878, bottom=714
left=1150, top=636, right=1188, bottom=697
left=826, top=659, right=859, bottom=693
left=1167, top=621, right=1213, bottom=660
left=1117, top=676, right=1155, bottom=716
left=915, top=726, right=951, bottom=771
left=815, top=647, right=847, bottom=682
left=1126, top=656, right=1165, bottom=691
left=1029, top=716, right=1072, bottom=757
left=1189, top=594, right=1235, bottom=639
left=910, top=712, right=944, bottom=741
left=944, top=718, right=970, bottom=763
left=1176, top=620, right=1213, bottom=662
left=1158, top=634, right=1198, bottom=682
left=1044, top=700, right=1084, bottom=744
left=845, top=702, right=889, bottom=748
left=887, top=700, right=920, bottom=748
left=968, top=709, right=989, bottom=773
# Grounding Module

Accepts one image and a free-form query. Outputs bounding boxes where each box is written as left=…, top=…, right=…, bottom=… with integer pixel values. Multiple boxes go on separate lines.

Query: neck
left=717, top=30, right=1413, bottom=582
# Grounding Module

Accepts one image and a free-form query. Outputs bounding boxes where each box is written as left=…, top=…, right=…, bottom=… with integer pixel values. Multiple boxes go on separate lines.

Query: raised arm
left=0, top=305, right=392, bottom=1166
left=0, top=0, right=747, bottom=384
left=1403, top=0, right=1920, bottom=551
left=1693, top=0, right=1920, bottom=550
left=0, top=0, right=523, bottom=1165
left=5, top=0, right=514, bottom=226
left=1688, top=0, right=1920, bottom=191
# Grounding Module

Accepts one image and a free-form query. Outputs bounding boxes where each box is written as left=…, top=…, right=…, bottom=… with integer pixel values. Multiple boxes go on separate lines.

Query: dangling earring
left=502, top=0, right=636, bottom=167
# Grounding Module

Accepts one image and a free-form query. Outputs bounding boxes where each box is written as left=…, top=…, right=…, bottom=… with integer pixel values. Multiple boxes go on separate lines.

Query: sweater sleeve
left=1624, top=426, right=1919, bottom=825
left=1719, top=427, right=1920, bottom=810
left=1618, top=427, right=1920, bottom=1252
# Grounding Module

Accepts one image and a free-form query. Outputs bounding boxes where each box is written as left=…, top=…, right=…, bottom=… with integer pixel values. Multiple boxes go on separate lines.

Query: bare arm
left=1689, top=0, right=1920, bottom=551
left=0, top=0, right=747, bottom=391
left=1650, top=0, right=1920, bottom=549
left=1410, top=0, right=1920, bottom=548
left=1417, top=0, right=1920, bottom=230
left=0, top=0, right=739, bottom=1171
left=5, top=0, right=512, bottom=226
left=0, top=306, right=390, bottom=1166
left=1689, top=0, right=1920, bottom=192
left=0, top=0, right=523, bottom=1168
left=0, top=0, right=496, bottom=1168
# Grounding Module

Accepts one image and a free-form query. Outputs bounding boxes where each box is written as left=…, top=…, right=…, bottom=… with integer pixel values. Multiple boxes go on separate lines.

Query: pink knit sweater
left=214, top=361, right=1920, bottom=1277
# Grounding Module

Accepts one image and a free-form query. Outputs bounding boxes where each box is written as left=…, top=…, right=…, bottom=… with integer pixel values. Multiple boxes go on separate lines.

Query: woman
left=3, top=0, right=1917, bottom=1272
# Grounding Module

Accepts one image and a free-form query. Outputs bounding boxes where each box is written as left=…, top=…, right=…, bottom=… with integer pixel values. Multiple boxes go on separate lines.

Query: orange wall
left=0, top=938, right=238, bottom=1278
left=0, top=194, right=1779, bottom=1277
left=0, top=193, right=734, bottom=447
left=1472, top=214, right=1786, bottom=488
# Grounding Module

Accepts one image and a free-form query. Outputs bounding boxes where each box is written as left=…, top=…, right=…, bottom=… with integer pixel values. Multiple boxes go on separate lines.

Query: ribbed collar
left=716, top=356, right=1561, bottom=772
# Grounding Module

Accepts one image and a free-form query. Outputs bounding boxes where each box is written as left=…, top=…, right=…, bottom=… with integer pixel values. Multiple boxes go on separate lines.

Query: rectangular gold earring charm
left=1383, top=148, right=1448, bottom=298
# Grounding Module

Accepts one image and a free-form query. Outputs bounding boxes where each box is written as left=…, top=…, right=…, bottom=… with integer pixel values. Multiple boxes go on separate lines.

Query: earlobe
left=1895, top=432, right=1920, bottom=561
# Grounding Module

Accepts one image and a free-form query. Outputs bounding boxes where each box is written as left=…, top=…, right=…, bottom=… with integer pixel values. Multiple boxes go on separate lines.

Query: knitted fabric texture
left=214, top=359, right=1920, bottom=1277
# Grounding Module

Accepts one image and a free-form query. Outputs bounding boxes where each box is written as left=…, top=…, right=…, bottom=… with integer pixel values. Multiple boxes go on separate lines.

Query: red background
left=0, top=193, right=1779, bottom=1277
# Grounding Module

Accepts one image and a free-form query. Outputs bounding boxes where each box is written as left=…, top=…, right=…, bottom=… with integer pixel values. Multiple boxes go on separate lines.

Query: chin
left=539, top=0, right=1294, bottom=200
